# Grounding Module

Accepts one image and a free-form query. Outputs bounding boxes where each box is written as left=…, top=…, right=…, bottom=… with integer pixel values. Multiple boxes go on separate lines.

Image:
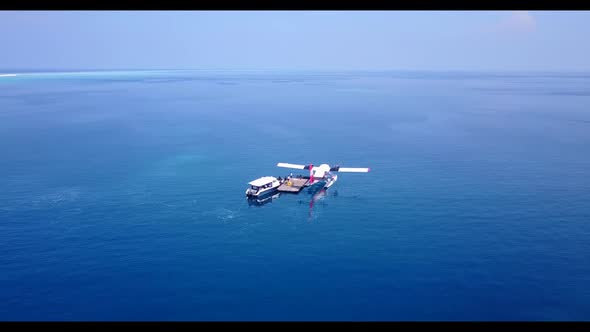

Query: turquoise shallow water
left=1, top=70, right=590, bottom=320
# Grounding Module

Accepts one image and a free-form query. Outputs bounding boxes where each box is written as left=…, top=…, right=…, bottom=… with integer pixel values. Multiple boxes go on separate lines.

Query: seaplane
left=277, top=162, right=370, bottom=190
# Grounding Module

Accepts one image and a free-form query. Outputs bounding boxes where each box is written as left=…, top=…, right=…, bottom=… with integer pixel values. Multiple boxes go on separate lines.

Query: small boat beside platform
left=245, top=176, right=281, bottom=198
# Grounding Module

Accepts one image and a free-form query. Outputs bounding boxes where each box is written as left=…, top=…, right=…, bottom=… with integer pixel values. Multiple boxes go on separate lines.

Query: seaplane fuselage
left=309, top=164, right=332, bottom=180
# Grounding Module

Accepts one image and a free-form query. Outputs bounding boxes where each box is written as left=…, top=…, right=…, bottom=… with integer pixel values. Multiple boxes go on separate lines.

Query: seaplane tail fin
left=309, top=164, right=314, bottom=184
left=277, top=162, right=306, bottom=170
left=336, top=167, right=370, bottom=173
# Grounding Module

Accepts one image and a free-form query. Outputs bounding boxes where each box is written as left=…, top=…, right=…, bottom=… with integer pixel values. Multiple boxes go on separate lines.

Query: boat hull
left=245, top=186, right=280, bottom=199
left=247, top=192, right=280, bottom=206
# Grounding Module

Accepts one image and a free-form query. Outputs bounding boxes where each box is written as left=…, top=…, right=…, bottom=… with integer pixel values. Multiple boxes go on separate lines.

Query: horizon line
left=3, top=68, right=590, bottom=75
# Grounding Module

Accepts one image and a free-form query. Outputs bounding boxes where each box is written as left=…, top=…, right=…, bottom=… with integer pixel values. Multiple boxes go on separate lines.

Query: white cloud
left=496, top=11, right=537, bottom=33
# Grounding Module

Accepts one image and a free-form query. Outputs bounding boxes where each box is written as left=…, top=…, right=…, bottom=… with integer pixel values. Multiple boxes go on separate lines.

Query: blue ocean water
left=1, top=70, right=590, bottom=321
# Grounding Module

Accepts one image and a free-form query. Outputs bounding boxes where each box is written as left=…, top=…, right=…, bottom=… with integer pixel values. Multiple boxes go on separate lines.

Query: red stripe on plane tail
left=309, top=164, right=314, bottom=184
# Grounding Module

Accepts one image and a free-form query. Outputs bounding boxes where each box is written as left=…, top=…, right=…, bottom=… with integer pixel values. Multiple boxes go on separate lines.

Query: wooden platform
left=277, top=177, right=309, bottom=193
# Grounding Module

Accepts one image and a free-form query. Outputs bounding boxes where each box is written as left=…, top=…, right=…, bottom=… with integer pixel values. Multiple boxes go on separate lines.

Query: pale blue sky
left=1, top=10, right=590, bottom=71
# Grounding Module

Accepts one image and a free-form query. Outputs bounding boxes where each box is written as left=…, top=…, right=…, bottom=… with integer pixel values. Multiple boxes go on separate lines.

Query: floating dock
left=277, top=177, right=309, bottom=193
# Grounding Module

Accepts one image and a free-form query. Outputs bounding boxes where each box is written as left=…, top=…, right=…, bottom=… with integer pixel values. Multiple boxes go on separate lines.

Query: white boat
left=245, top=176, right=281, bottom=198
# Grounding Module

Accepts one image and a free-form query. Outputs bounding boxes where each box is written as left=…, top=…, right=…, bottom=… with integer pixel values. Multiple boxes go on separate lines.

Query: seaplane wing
left=331, top=167, right=370, bottom=173
left=277, top=162, right=313, bottom=170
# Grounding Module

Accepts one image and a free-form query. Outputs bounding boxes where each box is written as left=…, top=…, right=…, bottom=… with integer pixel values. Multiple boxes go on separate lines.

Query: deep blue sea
left=1, top=70, right=590, bottom=321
